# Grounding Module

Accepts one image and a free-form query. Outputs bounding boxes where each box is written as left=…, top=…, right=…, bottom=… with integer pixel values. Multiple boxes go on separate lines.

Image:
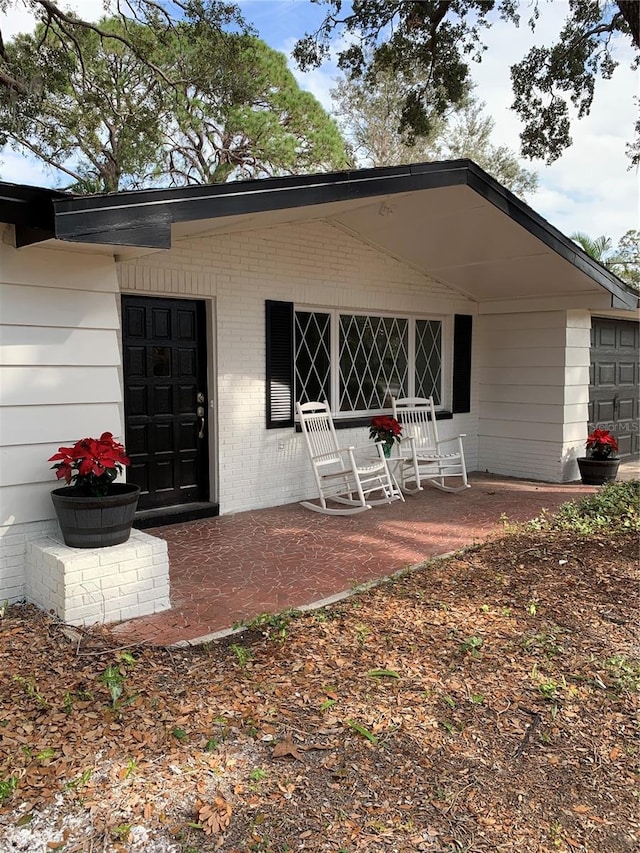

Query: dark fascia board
left=0, top=182, right=70, bottom=246
left=7, top=162, right=637, bottom=310
left=51, top=161, right=469, bottom=249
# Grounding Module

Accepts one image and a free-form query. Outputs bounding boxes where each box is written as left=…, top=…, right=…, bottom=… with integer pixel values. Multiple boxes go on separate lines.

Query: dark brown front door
left=122, top=295, right=210, bottom=510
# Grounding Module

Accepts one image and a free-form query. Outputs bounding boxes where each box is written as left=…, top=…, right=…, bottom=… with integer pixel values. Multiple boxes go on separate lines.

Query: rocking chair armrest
left=434, top=434, right=466, bottom=449
left=311, top=447, right=356, bottom=464
left=397, top=435, right=417, bottom=448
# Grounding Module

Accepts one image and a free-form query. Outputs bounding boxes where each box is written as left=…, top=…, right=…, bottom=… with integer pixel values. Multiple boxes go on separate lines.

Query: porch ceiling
left=167, top=184, right=620, bottom=305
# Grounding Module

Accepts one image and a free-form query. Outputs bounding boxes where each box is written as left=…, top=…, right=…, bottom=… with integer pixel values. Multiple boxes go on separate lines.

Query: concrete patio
left=108, top=467, right=640, bottom=648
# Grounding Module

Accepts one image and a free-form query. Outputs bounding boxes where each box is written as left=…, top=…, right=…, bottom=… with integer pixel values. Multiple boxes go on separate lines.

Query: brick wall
left=25, top=530, right=170, bottom=626
left=119, top=220, right=478, bottom=513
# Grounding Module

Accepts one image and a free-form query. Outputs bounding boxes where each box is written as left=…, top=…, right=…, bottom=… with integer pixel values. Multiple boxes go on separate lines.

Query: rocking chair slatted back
left=393, top=396, right=439, bottom=449
left=296, top=400, right=404, bottom=515
left=296, top=401, right=344, bottom=469
left=392, top=396, right=469, bottom=494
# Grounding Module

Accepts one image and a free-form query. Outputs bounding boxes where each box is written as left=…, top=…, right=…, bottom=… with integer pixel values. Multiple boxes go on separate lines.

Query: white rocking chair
left=296, top=400, right=404, bottom=515
left=391, top=396, right=469, bottom=493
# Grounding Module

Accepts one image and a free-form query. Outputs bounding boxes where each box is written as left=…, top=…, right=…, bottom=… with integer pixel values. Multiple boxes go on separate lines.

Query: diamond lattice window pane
left=338, top=314, right=408, bottom=412
left=415, top=319, right=442, bottom=404
left=295, top=311, right=331, bottom=405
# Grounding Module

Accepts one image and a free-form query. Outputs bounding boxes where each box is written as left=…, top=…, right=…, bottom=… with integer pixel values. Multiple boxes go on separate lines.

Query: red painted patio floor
left=110, top=473, right=599, bottom=647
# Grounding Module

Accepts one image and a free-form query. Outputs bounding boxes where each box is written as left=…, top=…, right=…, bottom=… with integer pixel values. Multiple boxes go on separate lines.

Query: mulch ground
left=1, top=528, right=638, bottom=853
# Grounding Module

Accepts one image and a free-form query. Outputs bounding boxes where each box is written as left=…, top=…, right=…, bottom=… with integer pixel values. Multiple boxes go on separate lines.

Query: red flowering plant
left=585, top=428, right=619, bottom=460
left=49, top=433, right=131, bottom=497
left=369, top=415, right=403, bottom=451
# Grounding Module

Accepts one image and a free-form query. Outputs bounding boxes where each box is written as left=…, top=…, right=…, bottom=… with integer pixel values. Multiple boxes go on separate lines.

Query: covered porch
left=110, top=471, right=626, bottom=647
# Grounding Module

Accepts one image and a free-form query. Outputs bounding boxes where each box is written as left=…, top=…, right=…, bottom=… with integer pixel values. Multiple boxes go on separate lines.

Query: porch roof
left=1, top=160, right=637, bottom=310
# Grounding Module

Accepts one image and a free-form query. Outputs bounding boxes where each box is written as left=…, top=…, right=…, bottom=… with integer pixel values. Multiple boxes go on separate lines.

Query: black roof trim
left=0, top=182, right=69, bottom=243
left=51, top=161, right=469, bottom=248
left=0, top=163, right=636, bottom=309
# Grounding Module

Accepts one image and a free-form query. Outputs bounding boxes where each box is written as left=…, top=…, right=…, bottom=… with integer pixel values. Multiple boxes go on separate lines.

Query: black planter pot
left=576, top=457, right=620, bottom=486
left=51, top=483, right=141, bottom=548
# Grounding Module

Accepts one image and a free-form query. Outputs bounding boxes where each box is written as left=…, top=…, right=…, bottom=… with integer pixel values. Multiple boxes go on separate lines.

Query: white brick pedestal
left=25, top=530, right=170, bottom=626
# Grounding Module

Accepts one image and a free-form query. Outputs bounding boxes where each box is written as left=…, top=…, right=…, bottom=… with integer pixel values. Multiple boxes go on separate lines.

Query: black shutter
left=452, top=314, right=473, bottom=413
left=266, top=300, right=294, bottom=429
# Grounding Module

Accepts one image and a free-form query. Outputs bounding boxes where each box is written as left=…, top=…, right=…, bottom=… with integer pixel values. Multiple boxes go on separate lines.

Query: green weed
left=537, top=679, right=560, bottom=700
left=123, top=758, right=137, bottom=779
left=112, top=824, right=132, bottom=842
left=100, top=664, right=125, bottom=709
left=459, top=636, right=483, bottom=658
left=13, top=675, right=47, bottom=708
left=0, top=776, right=17, bottom=802
left=367, top=669, right=400, bottom=679
left=230, top=643, right=253, bottom=667
left=36, top=747, right=55, bottom=761
left=345, top=719, right=378, bottom=744
left=66, top=769, right=92, bottom=791
left=250, top=767, right=267, bottom=782
left=243, top=609, right=300, bottom=639
left=606, top=655, right=640, bottom=692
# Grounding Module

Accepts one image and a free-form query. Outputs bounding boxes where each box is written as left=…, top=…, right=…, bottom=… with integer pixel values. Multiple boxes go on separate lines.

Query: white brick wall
left=0, top=520, right=59, bottom=604
left=25, top=529, right=169, bottom=626
left=119, top=220, right=478, bottom=513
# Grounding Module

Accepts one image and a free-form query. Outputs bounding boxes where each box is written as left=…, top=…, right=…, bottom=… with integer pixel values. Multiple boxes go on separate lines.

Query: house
left=1, top=160, right=638, bottom=621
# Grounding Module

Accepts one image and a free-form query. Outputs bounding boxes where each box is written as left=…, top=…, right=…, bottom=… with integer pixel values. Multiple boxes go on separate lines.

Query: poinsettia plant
left=49, top=433, right=131, bottom=497
left=585, top=428, right=619, bottom=460
left=369, top=415, right=403, bottom=446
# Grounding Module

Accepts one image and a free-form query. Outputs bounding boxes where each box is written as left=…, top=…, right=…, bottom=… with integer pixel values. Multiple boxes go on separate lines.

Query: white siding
left=0, top=235, right=124, bottom=602
left=119, top=220, right=478, bottom=514
left=477, top=310, right=591, bottom=482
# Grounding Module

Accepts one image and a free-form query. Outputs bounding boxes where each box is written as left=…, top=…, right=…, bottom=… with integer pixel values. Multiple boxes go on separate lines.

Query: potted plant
left=577, top=428, right=620, bottom=485
left=369, top=415, right=403, bottom=457
left=49, top=432, right=140, bottom=548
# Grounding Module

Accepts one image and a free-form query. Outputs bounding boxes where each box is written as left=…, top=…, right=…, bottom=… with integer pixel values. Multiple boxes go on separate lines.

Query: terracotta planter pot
left=576, top=457, right=620, bottom=486
left=51, top=483, right=141, bottom=548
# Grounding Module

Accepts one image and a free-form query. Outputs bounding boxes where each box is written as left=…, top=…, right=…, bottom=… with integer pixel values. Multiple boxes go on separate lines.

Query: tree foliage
left=571, top=229, right=640, bottom=289
left=331, top=68, right=537, bottom=196
left=0, top=1, right=245, bottom=96
left=0, top=13, right=348, bottom=191
left=295, top=0, right=639, bottom=165
left=160, top=33, right=349, bottom=185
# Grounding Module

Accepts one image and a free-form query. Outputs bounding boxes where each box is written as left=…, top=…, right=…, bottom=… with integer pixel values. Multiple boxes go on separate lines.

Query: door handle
left=613, top=395, right=618, bottom=420
left=197, top=405, right=205, bottom=439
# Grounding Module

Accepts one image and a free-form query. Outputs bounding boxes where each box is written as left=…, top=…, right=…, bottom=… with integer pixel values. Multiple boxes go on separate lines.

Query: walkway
left=111, top=471, right=615, bottom=647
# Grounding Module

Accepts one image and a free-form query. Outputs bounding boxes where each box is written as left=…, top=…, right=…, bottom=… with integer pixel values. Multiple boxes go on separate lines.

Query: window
left=295, top=308, right=443, bottom=414
left=265, top=301, right=471, bottom=429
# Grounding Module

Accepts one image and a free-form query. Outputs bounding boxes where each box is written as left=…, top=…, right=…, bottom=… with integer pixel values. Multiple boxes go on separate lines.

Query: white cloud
left=460, top=3, right=638, bottom=244
left=0, top=0, right=106, bottom=38
left=0, top=147, right=55, bottom=186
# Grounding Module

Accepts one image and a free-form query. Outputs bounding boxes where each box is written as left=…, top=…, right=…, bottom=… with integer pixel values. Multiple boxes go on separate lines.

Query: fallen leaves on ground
left=1, top=529, right=638, bottom=852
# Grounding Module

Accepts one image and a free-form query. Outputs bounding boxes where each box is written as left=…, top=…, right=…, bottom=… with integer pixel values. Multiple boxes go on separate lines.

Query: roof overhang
left=2, top=160, right=637, bottom=310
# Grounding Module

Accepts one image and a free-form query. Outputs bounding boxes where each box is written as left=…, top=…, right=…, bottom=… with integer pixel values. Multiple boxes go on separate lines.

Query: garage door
left=589, top=318, right=639, bottom=458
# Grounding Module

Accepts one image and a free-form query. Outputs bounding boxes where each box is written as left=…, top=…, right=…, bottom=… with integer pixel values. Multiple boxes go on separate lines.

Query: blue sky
left=1, top=0, right=637, bottom=244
